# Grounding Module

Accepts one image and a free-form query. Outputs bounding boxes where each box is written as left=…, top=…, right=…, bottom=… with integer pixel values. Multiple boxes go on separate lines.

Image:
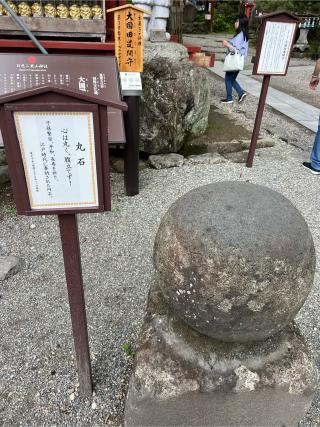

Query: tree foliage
left=256, top=0, right=320, bottom=15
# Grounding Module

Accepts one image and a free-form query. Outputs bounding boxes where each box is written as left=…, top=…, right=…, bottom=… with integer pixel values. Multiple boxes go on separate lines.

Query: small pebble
left=69, top=393, right=75, bottom=401
left=30, top=224, right=36, bottom=229
left=91, top=401, right=97, bottom=410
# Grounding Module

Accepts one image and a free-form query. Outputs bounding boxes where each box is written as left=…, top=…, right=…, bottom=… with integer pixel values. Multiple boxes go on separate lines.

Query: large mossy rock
left=140, top=42, right=211, bottom=154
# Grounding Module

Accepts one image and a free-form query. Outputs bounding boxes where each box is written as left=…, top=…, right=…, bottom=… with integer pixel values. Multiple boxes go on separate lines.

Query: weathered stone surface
left=0, top=148, right=6, bottom=166
left=125, top=284, right=318, bottom=426
left=207, top=140, right=242, bottom=154
left=0, top=165, right=10, bottom=184
left=149, top=153, right=184, bottom=169
left=154, top=182, right=315, bottom=342
left=0, top=256, right=22, bottom=281
left=187, top=153, right=226, bottom=165
left=223, top=150, right=249, bottom=163
left=140, top=42, right=211, bottom=154
left=241, top=137, right=275, bottom=150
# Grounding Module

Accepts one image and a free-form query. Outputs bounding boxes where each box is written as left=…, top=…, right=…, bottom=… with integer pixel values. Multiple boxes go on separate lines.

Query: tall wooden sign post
left=0, top=85, right=127, bottom=397
left=246, top=12, right=299, bottom=168
left=107, top=4, right=149, bottom=196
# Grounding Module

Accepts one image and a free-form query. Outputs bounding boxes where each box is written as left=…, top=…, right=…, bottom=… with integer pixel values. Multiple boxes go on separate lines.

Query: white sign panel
left=257, top=21, right=296, bottom=75
left=120, top=72, right=142, bottom=95
left=14, top=112, right=99, bottom=210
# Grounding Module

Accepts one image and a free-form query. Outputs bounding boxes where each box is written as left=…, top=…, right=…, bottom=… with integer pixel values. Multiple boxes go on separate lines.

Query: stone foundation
left=125, top=284, right=318, bottom=426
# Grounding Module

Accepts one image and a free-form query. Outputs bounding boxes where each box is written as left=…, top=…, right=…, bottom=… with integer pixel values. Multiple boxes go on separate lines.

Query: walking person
left=303, top=58, right=320, bottom=174
left=221, top=15, right=249, bottom=104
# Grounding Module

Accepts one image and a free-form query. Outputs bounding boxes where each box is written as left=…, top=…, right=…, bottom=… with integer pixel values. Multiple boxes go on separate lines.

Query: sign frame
left=3, top=102, right=105, bottom=216
left=253, top=11, right=299, bottom=76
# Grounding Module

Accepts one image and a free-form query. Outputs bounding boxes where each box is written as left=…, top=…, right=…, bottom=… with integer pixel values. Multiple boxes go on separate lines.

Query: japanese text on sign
left=14, top=112, right=99, bottom=210
left=114, top=7, right=144, bottom=72
left=257, top=21, right=296, bottom=75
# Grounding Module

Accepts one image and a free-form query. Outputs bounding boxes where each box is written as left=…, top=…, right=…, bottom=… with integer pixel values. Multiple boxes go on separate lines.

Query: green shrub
left=213, top=13, right=235, bottom=33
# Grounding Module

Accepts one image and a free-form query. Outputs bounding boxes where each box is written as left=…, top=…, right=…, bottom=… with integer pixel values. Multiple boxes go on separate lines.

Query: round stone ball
left=154, top=182, right=315, bottom=342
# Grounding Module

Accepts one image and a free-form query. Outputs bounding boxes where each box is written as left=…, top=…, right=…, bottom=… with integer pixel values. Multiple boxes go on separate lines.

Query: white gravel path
left=0, top=71, right=319, bottom=426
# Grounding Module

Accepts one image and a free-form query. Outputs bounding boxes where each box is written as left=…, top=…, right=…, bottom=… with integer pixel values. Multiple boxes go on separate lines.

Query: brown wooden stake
left=58, top=214, right=93, bottom=397
left=246, top=75, right=271, bottom=168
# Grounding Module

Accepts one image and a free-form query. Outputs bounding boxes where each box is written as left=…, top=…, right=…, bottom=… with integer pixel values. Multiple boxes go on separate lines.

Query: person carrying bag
left=221, top=15, right=249, bottom=104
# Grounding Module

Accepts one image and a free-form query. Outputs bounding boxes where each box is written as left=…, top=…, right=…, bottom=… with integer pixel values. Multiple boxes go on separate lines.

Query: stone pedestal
left=294, top=28, right=310, bottom=52
left=125, top=285, right=318, bottom=426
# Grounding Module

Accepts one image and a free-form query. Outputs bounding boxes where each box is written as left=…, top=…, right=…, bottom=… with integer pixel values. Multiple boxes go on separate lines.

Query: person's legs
left=231, top=71, right=244, bottom=98
left=310, top=116, right=320, bottom=170
left=224, top=71, right=236, bottom=101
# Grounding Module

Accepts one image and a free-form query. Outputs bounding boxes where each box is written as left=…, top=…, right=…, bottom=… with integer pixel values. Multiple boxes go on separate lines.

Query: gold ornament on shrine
left=57, top=3, right=69, bottom=18
left=4, top=1, right=18, bottom=15
left=91, top=4, right=103, bottom=19
left=18, top=2, right=32, bottom=16
left=44, top=3, right=56, bottom=18
left=31, top=2, right=44, bottom=16
left=69, top=3, right=80, bottom=20
left=80, top=4, right=92, bottom=19
left=0, top=4, right=5, bottom=15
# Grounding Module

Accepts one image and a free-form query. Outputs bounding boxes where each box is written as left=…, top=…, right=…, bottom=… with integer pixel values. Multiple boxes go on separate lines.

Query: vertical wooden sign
left=108, top=5, right=149, bottom=72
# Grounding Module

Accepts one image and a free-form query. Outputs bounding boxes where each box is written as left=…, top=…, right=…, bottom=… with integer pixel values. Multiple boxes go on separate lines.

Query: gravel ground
left=1, top=72, right=320, bottom=426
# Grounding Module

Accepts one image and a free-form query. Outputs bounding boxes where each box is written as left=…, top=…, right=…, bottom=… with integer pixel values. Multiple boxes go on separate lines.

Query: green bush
left=213, top=13, right=235, bottom=33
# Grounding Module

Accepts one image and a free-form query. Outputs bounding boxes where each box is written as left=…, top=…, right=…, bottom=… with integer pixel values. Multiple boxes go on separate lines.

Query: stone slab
left=124, top=284, right=318, bottom=426
left=0, top=256, right=22, bottom=281
left=149, top=154, right=184, bottom=169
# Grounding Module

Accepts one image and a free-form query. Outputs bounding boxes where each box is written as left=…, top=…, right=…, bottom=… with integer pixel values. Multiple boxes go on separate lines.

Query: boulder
left=0, top=165, right=10, bottom=184
left=154, top=182, right=315, bottom=342
left=0, top=148, right=6, bottom=166
left=140, top=42, right=211, bottom=154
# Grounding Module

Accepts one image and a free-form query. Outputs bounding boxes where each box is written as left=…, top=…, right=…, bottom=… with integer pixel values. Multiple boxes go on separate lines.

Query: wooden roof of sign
left=257, top=11, right=299, bottom=21
left=107, top=4, right=151, bottom=14
left=0, top=84, right=128, bottom=111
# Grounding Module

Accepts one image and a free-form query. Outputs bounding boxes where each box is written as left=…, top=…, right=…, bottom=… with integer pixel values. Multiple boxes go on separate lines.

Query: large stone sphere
left=154, top=182, right=315, bottom=342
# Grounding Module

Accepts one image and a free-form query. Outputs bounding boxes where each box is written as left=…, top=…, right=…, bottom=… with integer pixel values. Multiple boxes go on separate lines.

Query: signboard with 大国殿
left=14, top=111, right=99, bottom=210
left=0, top=54, right=125, bottom=145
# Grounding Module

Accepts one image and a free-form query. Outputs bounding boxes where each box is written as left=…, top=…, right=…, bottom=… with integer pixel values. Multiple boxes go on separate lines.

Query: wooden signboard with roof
left=107, top=4, right=150, bottom=72
left=0, top=83, right=127, bottom=397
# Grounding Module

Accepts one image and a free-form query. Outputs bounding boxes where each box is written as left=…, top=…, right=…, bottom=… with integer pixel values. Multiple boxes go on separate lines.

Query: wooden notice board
left=253, top=12, right=299, bottom=76
left=108, top=5, right=148, bottom=72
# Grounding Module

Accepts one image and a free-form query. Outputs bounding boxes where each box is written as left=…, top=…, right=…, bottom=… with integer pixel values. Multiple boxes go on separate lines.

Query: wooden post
left=58, top=214, right=93, bottom=397
left=246, top=75, right=270, bottom=168
left=124, top=95, right=140, bottom=196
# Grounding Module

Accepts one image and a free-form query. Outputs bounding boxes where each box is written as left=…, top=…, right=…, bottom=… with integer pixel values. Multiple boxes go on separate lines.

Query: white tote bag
left=223, top=50, right=244, bottom=72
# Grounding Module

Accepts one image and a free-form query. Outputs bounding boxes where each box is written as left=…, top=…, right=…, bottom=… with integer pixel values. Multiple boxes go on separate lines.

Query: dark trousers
left=225, top=71, right=244, bottom=101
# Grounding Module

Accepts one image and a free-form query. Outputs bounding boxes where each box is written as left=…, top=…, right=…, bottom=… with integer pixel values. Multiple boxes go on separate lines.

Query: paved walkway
left=210, top=61, right=320, bottom=133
